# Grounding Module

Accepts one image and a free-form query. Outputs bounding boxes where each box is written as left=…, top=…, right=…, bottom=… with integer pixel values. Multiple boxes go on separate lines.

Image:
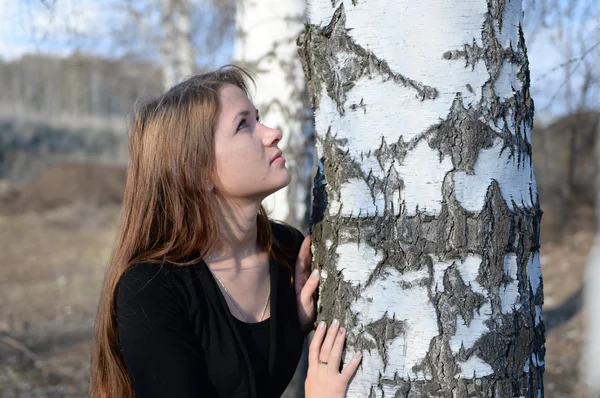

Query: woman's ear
left=206, top=171, right=217, bottom=193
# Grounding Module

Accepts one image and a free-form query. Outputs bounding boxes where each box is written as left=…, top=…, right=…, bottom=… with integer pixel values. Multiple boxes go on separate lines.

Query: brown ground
left=0, top=164, right=595, bottom=397
left=540, top=203, right=595, bottom=398
left=0, top=203, right=119, bottom=397
left=0, top=163, right=127, bottom=215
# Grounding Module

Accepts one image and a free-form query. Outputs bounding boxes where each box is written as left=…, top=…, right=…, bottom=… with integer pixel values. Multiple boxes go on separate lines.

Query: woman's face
left=212, top=84, right=291, bottom=203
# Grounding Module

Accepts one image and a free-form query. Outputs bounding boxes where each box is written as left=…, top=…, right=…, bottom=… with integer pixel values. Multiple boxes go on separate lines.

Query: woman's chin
left=278, top=174, right=293, bottom=191
left=257, top=178, right=292, bottom=202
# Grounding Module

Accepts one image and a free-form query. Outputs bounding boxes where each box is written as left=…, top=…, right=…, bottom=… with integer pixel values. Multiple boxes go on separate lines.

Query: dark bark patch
left=491, top=0, right=508, bottom=31
left=428, top=95, right=494, bottom=174
left=445, top=265, right=487, bottom=326
left=365, top=314, right=406, bottom=368
left=298, top=3, right=438, bottom=116
left=476, top=182, right=513, bottom=291
left=349, top=97, right=367, bottom=113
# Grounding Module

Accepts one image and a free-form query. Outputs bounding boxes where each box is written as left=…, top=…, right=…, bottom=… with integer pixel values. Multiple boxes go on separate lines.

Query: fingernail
left=339, top=327, right=345, bottom=335
left=311, top=269, right=319, bottom=279
left=332, top=319, right=339, bottom=327
left=320, top=270, right=328, bottom=279
left=353, top=352, right=362, bottom=359
left=319, top=321, right=326, bottom=329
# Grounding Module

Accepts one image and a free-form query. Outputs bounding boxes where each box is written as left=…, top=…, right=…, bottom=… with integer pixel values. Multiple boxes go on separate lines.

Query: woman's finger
left=296, top=236, right=312, bottom=274
left=341, top=351, right=363, bottom=382
left=295, top=236, right=312, bottom=293
left=300, top=268, right=319, bottom=307
left=308, top=321, right=327, bottom=368
left=318, top=319, right=340, bottom=364
left=327, top=326, right=346, bottom=374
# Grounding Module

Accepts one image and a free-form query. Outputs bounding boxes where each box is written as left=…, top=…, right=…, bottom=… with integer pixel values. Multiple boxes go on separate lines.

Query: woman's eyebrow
left=232, top=108, right=259, bottom=126
left=232, top=109, right=251, bottom=126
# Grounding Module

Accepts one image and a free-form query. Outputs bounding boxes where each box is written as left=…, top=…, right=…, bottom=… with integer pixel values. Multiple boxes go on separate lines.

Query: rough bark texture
left=234, top=0, right=313, bottom=228
left=299, top=1, right=544, bottom=396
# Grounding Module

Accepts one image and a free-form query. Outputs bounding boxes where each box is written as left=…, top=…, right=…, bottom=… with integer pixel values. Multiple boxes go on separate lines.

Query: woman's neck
left=207, top=198, right=263, bottom=263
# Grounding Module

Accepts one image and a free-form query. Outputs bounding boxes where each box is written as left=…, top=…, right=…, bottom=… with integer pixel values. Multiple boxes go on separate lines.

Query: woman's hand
left=305, top=320, right=363, bottom=398
left=295, top=235, right=319, bottom=334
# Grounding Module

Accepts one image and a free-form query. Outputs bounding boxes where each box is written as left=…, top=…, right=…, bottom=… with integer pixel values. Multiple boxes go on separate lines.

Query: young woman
left=89, top=65, right=362, bottom=398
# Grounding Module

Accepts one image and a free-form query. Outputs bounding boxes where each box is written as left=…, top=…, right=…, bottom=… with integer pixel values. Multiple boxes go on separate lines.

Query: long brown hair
left=89, top=66, right=274, bottom=398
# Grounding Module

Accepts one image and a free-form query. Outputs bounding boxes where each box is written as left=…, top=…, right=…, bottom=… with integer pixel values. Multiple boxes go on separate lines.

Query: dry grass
left=541, top=227, right=594, bottom=398
left=0, top=204, right=119, bottom=397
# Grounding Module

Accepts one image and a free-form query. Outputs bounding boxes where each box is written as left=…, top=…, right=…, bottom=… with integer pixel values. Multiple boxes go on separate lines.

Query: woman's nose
left=260, top=124, right=282, bottom=146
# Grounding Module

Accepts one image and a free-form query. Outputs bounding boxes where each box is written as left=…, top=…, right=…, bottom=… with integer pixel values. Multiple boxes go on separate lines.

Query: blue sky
left=0, top=0, right=114, bottom=57
left=1, top=0, right=597, bottom=124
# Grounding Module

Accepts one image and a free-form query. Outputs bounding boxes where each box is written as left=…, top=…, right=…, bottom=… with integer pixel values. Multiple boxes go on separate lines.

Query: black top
left=233, top=317, right=270, bottom=397
left=115, top=222, right=306, bottom=398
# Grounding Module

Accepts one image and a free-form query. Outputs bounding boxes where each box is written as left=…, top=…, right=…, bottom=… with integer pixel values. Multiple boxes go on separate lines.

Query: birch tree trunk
left=173, top=0, right=195, bottom=81
left=299, top=1, right=545, bottom=396
left=583, top=117, right=600, bottom=395
left=160, top=0, right=195, bottom=89
left=234, top=0, right=313, bottom=227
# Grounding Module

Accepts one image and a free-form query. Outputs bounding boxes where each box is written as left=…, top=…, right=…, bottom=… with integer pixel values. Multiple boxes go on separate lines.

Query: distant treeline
left=0, top=53, right=166, bottom=182
left=0, top=118, right=128, bottom=183
left=0, top=53, right=163, bottom=119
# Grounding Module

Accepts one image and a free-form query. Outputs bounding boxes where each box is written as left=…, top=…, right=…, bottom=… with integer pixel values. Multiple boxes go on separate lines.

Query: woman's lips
left=271, top=151, right=284, bottom=163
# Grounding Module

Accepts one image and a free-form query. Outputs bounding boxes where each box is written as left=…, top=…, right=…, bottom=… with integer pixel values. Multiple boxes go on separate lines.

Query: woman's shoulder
left=270, top=220, right=304, bottom=250
left=269, top=221, right=305, bottom=267
left=118, top=261, right=169, bottom=290
left=117, top=259, right=205, bottom=303
left=116, top=262, right=173, bottom=306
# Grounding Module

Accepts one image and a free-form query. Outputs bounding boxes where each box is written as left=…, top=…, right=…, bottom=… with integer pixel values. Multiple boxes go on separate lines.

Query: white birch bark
left=174, top=0, right=195, bottom=81
left=160, top=0, right=177, bottom=89
left=299, top=1, right=544, bottom=396
left=582, top=117, right=600, bottom=394
left=160, top=0, right=195, bottom=90
left=234, top=0, right=313, bottom=228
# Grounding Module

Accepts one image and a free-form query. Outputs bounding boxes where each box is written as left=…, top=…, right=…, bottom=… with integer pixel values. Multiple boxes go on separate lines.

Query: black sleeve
left=115, top=263, right=208, bottom=398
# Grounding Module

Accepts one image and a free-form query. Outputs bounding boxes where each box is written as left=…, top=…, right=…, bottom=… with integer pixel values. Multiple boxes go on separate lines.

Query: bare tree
left=63, top=0, right=236, bottom=89
left=524, top=0, right=600, bottom=116
left=583, top=116, right=600, bottom=395
left=159, top=0, right=195, bottom=89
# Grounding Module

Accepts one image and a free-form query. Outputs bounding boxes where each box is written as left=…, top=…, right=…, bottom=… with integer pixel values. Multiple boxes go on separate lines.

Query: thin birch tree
left=118, top=0, right=234, bottom=90
left=234, top=2, right=314, bottom=396
left=299, top=1, right=545, bottom=396
left=159, top=0, right=195, bottom=89
left=234, top=0, right=313, bottom=228
left=582, top=117, right=600, bottom=395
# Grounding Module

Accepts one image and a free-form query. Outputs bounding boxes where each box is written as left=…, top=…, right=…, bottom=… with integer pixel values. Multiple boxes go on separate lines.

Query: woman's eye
left=237, top=119, right=248, bottom=131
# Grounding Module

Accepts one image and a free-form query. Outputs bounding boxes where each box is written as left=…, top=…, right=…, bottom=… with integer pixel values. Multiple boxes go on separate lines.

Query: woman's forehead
left=219, top=84, right=252, bottom=111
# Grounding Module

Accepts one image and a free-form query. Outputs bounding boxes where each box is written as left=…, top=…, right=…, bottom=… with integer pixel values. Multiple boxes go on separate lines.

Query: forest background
left=0, top=0, right=598, bottom=396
